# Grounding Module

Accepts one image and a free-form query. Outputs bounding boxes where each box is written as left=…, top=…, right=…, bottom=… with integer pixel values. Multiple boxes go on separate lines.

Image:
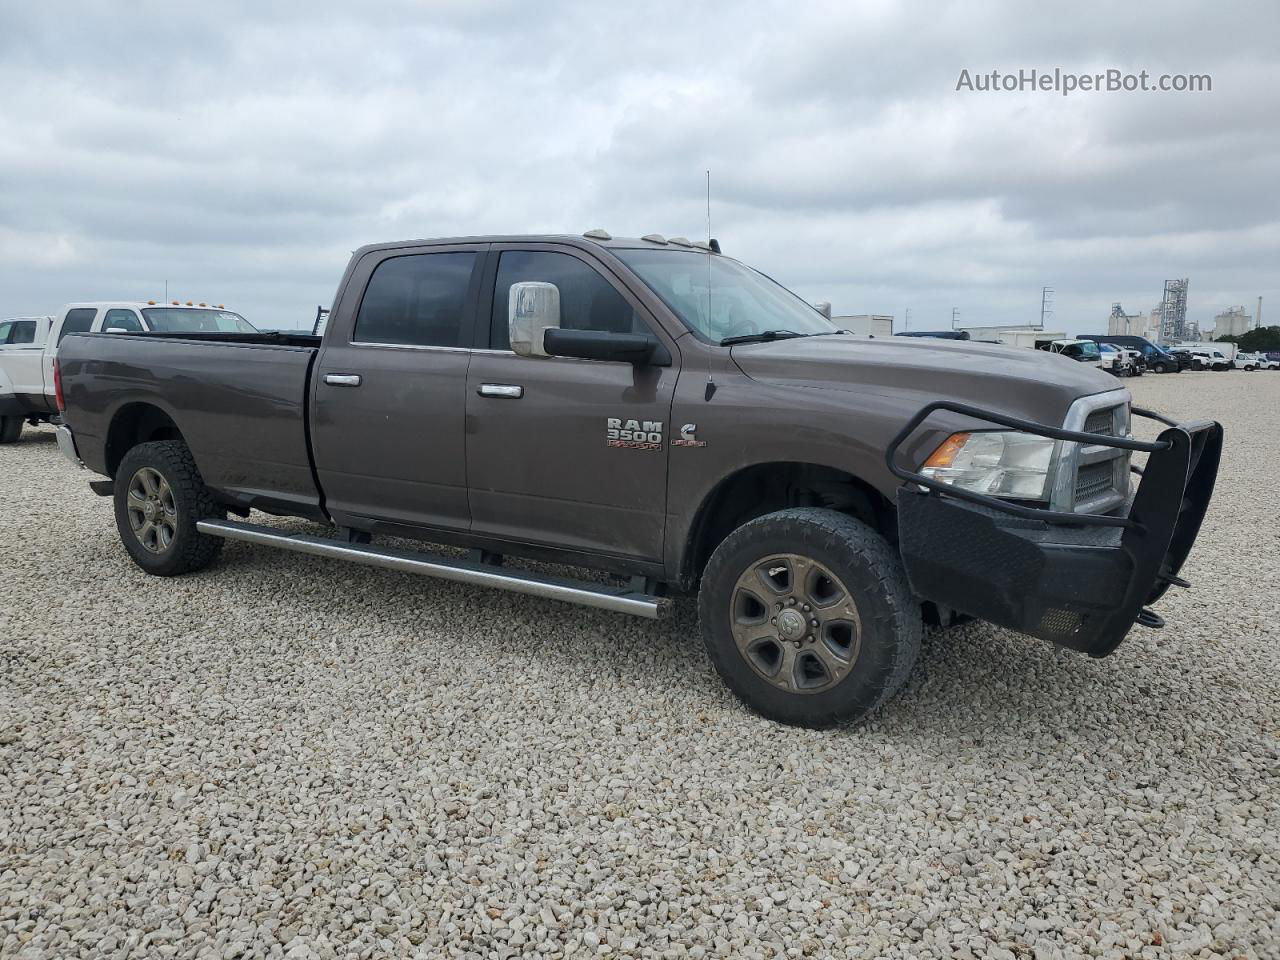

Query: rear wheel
left=1152, top=361, right=1168, bottom=373
left=0, top=416, right=21, bottom=443
left=698, top=508, right=921, bottom=728
left=113, top=440, right=225, bottom=576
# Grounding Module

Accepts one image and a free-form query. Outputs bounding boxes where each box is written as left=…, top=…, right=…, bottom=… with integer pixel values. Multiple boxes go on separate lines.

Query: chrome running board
left=196, top=519, right=668, bottom=619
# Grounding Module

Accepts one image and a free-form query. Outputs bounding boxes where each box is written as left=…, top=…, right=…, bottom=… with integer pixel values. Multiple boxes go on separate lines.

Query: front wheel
left=698, top=508, right=922, bottom=728
left=0, top=416, right=22, bottom=443
left=113, top=440, right=225, bottom=576
left=1152, top=361, right=1168, bottom=373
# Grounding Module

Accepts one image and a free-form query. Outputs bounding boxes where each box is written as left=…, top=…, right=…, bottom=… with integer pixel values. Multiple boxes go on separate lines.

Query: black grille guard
left=885, top=401, right=1224, bottom=657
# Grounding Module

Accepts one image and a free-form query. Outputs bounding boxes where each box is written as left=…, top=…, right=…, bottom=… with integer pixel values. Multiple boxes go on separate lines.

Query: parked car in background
left=1076, top=334, right=1182, bottom=373
left=1181, top=346, right=1232, bottom=371
left=1034, top=338, right=1109, bottom=371
left=1259, top=353, right=1280, bottom=370
left=1097, top=343, right=1141, bottom=377
left=0, top=316, right=54, bottom=442
left=0, top=301, right=255, bottom=442
left=1235, top=352, right=1267, bottom=371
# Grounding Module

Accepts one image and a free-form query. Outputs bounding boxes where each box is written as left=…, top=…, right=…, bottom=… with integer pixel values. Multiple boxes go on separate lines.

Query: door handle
left=478, top=383, right=524, bottom=399
left=324, top=374, right=362, bottom=387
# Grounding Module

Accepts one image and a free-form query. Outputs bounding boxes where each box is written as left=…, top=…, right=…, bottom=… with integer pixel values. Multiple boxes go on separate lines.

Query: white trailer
left=833, top=314, right=894, bottom=338
left=1174, top=341, right=1237, bottom=362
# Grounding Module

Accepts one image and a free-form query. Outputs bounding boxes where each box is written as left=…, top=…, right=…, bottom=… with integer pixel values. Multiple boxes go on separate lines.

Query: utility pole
left=951, top=307, right=959, bottom=330
left=1040, top=286, right=1053, bottom=330
left=904, top=307, right=911, bottom=331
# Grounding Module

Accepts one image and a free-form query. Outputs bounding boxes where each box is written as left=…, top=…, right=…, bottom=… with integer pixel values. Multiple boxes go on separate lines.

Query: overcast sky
left=2, top=0, right=1277, bottom=333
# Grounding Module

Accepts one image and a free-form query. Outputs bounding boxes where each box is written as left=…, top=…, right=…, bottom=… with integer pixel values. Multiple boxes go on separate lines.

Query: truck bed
left=58, top=332, right=324, bottom=518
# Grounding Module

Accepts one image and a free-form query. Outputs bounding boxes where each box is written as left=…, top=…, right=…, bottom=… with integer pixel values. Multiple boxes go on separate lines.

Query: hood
left=730, top=335, right=1121, bottom=423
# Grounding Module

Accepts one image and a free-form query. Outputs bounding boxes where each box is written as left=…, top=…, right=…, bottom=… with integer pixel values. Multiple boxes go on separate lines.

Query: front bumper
left=888, top=402, right=1223, bottom=657
left=56, top=423, right=82, bottom=468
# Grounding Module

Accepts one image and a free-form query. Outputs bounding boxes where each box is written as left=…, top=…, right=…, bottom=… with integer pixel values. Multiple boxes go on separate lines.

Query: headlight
left=920, top=431, right=1057, bottom=501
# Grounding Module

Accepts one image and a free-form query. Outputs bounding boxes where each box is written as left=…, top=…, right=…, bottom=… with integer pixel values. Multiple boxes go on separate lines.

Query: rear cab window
left=58, top=308, right=98, bottom=343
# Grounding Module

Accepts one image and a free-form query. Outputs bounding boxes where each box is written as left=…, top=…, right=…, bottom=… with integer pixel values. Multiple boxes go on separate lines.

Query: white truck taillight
left=53, top=358, right=65, bottom=411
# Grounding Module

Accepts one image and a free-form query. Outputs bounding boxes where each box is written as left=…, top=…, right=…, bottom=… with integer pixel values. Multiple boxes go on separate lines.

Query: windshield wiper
left=719, top=329, right=808, bottom=346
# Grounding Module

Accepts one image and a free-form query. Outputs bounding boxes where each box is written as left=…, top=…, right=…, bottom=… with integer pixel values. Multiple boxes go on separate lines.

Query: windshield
left=142, top=308, right=257, bottom=333
left=614, top=248, right=838, bottom=342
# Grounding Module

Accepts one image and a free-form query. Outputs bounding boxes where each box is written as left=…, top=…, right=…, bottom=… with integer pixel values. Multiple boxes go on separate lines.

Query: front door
left=465, top=246, right=678, bottom=563
left=311, top=244, right=485, bottom=534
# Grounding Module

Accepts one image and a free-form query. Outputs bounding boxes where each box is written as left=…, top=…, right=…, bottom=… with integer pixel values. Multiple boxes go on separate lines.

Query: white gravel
left=2, top=371, right=1278, bottom=959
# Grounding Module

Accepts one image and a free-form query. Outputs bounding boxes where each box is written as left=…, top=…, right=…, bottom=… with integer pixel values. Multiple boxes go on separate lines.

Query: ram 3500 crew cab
left=55, top=232, right=1223, bottom=727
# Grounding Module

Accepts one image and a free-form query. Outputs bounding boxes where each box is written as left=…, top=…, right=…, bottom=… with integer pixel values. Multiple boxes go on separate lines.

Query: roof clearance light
left=147, top=300, right=156, bottom=305
left=641, top=234, right=668, bottom=244
left=186, top=301, right=193, bottom=306
left=669, top=236, right=693, bottom=247
left=171, top=300, right=179, bottom=305
left=582, top=228, right=611, bottom=240
left=199, top=302, right=207, bottom=307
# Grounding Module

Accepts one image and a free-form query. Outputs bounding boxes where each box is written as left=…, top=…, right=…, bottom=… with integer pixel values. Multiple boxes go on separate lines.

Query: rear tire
left=1152, top=361, right=1168, bottom=373
left=0, top=416, right=22, bottom=443
left=113, top=440, right=225, bottom=576
left=698, top=508, right=921, bottom=728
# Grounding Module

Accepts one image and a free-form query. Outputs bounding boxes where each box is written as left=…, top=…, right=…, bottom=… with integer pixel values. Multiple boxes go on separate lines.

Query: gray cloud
left=1, top=0, right=1276, bottom=333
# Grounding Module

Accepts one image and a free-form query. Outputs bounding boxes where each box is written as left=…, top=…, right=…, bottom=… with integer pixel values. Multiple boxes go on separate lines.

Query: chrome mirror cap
left=509, top=281, right=561, bottom=358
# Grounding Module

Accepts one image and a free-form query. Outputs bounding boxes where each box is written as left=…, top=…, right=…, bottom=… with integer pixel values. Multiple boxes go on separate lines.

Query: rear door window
left=58, top=308, right=99, bottom=343
left=353, top=252, right=478, bottom=348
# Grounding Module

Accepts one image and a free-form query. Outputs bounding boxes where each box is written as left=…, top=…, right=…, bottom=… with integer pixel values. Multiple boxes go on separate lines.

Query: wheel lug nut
left=811, top=618, right=819, bottom=627
left=787, top=598, right=796, bottom=606
left=802, top=604, right=811, bottom=611
left=770, top=617, right=777, bottom=624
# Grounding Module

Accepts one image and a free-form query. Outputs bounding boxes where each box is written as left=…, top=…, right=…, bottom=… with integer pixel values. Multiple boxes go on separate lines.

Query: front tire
left=113, top=440, right=225, bottom=576
left=698, top=508, right=921, bottom=728
left=0, top=416, right=22, bottom=443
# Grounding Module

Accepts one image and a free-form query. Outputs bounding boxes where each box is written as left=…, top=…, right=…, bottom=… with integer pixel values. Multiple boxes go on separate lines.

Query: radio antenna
left=705, top=170, right=713, bottom=330
left=706, top=169, right=711, bottom=243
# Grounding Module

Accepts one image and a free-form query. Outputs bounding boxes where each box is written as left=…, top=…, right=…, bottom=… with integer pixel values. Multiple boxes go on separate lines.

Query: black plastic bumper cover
left=890, top=406, right=1223, bottom=657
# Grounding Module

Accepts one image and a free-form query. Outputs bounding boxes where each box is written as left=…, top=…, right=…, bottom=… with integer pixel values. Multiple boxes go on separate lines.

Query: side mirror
left=814, top=301, right=832, bottom=320
left=509, top=281, right=560, bottom=358
left=544, top=329, right=669, bottom=366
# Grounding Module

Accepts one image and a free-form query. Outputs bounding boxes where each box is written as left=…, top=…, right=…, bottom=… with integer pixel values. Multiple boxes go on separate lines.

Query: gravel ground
left=2, top=371, right=1278, bottom=960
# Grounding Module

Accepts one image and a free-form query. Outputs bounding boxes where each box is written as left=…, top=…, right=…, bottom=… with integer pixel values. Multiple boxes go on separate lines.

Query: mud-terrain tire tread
left=113, top=440, right=224, bottom=576
left=698, top=507, right=921, bottom=728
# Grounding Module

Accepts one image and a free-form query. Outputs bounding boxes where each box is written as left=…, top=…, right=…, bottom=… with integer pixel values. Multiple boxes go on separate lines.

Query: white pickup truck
left=0, top=301, right=255, bottom=442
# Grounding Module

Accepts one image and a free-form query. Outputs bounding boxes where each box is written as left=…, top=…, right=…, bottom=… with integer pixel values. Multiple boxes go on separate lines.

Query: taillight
left=53, top=358, right=65, bottom=412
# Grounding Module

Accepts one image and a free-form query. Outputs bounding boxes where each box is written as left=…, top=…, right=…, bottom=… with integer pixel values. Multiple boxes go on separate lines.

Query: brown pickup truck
left=55, top=232, right=1223, bottom=727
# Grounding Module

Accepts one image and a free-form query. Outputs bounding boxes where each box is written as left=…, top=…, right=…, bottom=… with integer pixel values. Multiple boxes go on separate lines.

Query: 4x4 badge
left=673, top=423, right=706, bottom=448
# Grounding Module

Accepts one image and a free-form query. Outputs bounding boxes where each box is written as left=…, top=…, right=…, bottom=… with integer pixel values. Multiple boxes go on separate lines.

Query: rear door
left=310, top=243, right=485, bottom=535
left=464, top=244, right=678, bottom=563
